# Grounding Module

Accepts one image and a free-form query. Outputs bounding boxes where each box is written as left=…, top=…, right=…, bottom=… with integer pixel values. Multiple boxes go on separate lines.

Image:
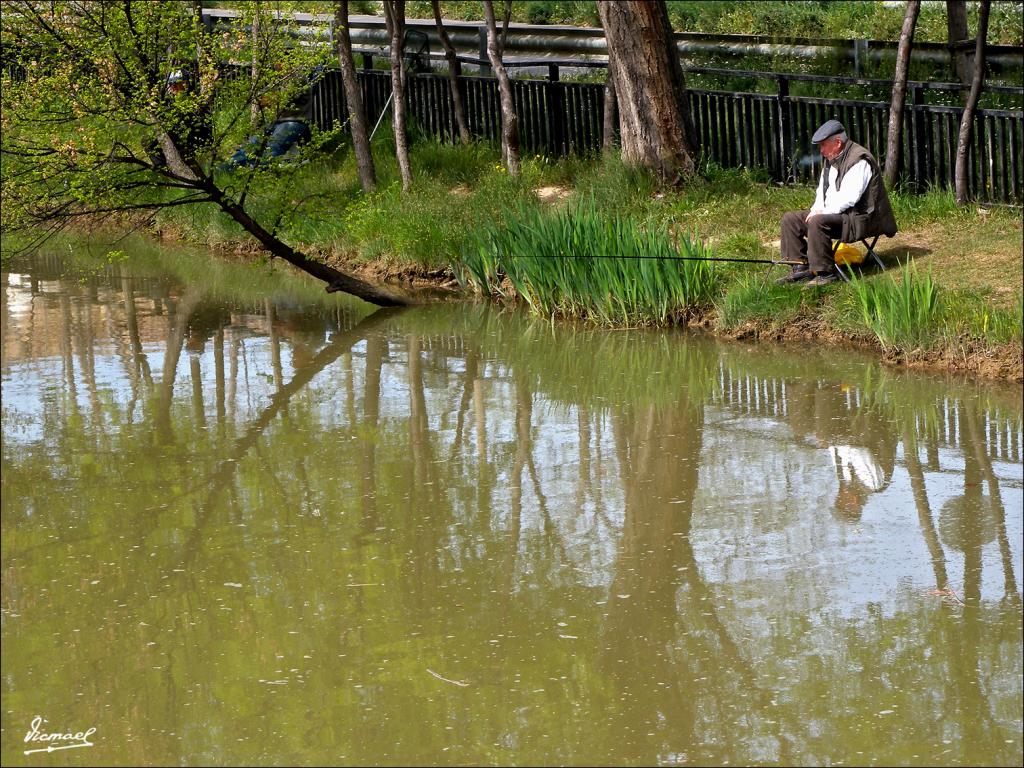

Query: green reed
left=455, top=203, right=719, bottom=325
left=848, top=261, right=941, bottom=349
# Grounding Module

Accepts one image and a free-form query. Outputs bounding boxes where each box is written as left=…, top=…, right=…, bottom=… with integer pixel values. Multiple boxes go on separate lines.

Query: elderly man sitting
left=777, top=119, right=898, bottom=286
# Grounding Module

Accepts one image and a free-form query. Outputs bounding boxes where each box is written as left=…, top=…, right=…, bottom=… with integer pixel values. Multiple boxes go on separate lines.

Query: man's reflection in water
left=784, top=378, right=896, bottom=521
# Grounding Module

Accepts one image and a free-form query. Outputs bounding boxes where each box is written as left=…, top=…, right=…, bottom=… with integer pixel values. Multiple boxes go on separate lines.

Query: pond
left=2, top=245, right=1021, bottom=766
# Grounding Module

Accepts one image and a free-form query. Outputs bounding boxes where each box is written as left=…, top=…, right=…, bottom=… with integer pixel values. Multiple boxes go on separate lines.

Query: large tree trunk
left=482, top=0, right=520, bottom=176
left=430, top=0, right=470, bottom=145
left=946, top=0, right=974, bottom=91
left=954, top=0, right=990, bottom=204
left=597, top=0, right=699, bottom=183
left=383, top=1, right=412, bottom=192
left=334, top=0, right=377, bottom=191
left=884, top=0, right=921, bottom=188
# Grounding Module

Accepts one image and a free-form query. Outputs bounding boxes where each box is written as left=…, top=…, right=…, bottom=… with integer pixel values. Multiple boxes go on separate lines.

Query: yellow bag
left=833, top=241, right=866, bottom=266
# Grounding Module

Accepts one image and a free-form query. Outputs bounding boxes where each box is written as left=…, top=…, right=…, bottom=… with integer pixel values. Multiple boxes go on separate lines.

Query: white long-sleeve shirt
left=809, top=159, right=872, bottom=216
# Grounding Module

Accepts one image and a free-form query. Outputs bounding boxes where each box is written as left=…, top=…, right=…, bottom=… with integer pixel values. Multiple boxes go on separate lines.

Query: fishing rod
left=503, top=253, right=804, bottom=266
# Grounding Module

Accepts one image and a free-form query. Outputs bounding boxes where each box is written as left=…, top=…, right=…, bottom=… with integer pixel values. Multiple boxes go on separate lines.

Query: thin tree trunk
left=500, top=0, right=512, bottom=53
left=335, top=0, right=377, bottom=191
left=483, top=0, right=520, bottom=176
left=954, top=0, right=990, bottom=204
left=383, top=0, right=412, bottom=191
left=251, top=2, right=262, bottom=126
left=602, top=54, right=619, bottom=152
left=884, top=0, right=921, bottom=188
left=596, top=0, right=699, bottom=183
left=430, top=0, right=470, bottom=144
left=192, top=0, right=204, bottom=88
left=946, top=0, right=974, bottom=91
left=157, top=131, right=198, bottom=180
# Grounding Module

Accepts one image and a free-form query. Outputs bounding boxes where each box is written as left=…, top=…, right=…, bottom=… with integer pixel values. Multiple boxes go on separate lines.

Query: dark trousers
left=781, top=210, right=845, bottom=274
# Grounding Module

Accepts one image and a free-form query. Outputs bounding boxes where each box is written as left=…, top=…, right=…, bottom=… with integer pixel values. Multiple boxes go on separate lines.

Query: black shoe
left=775, top=267, right=812, bottom=285
left=803, top=271, right=841, bottom=288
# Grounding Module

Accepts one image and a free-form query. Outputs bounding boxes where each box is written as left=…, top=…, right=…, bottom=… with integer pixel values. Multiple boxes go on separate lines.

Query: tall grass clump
left=849, top=262, right=941, bottom=349
left=455, top=201, right=718, bottom=326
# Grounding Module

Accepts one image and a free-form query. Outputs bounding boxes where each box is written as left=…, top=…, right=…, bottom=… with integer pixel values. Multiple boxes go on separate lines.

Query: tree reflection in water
left=1, top=250, right=1021, bottom=766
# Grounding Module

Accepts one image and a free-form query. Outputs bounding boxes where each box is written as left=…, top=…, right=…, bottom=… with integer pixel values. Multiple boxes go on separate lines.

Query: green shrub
left=526, top=1, right=554, bottom=25
left=848, top=261, right=941, bottom=349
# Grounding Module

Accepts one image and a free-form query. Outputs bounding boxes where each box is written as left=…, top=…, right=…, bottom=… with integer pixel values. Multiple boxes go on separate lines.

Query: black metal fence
left=311, top=67, right=1023, bottom=204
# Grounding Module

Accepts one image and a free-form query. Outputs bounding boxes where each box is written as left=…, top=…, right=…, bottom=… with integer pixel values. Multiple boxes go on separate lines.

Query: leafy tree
left=0, top=0, right=405, bottom=306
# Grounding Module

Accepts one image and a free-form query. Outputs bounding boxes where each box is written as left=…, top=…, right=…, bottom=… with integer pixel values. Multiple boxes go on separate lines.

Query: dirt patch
left=535, top=186, right=572, bottom=204
left=873, top=226, right=1022, bottom=302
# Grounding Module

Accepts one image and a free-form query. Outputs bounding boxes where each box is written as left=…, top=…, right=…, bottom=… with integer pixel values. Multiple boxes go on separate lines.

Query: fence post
left=478, top=26, right=491, bottom=75
left=853, top=39, right=868, bottom=77
left=359, top=55, right=376, bottom=126
left=547, top=63, right=562, bottom=154
left=776, top=74, right=792, bottom=183
left=909, top=84, right=927, bottom=191
left=547, top=77, right=564, bottom=155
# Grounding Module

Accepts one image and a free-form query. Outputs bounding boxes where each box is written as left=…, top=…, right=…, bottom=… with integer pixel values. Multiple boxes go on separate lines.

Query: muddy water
left=2, top=248, right=1021, bottom=766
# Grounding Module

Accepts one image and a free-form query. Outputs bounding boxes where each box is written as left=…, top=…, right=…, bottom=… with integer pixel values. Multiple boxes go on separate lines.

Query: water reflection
left=2, top=250, right=1022, bottom=766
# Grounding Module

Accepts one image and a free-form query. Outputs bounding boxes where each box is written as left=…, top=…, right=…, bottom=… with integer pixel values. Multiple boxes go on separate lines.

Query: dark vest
left=822, top=141, right=898, bottom=241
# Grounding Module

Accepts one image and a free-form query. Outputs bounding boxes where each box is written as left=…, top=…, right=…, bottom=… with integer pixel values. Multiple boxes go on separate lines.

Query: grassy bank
left=147, top=139, right=1021, bottom=379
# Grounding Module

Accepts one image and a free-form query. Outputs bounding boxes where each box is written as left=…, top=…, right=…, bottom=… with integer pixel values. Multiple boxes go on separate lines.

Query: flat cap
left=811, top=119, right=845, bottom=143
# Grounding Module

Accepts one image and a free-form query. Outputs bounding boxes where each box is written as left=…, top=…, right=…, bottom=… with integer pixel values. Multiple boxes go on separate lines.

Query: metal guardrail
left=201, top=8, right=1024, bottom=75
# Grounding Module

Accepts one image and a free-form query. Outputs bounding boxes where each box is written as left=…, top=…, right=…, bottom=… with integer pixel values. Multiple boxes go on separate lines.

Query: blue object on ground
left=226, top=119, right=312, bottom=169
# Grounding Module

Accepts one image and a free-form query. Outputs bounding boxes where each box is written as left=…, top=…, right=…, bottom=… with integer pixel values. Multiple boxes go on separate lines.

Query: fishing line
left=500, top=253, right=802, bottom=266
